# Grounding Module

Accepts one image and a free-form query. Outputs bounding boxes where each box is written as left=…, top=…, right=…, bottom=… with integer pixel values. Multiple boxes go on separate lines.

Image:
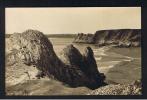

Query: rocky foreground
left=88, top=80, right=141, bottom=95
left=6, top=29, right=141, bottom=95
left=74, top=29, right=141, bottom=47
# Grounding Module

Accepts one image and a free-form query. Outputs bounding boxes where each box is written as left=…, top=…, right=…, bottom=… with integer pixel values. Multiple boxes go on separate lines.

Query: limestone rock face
left=6, top=30, right=62, bottom=77
left=73, top=33, right=94, bottom=44
left=6, top=29, right=105, bottom=89
left=74, top=29, right=141, bottom=47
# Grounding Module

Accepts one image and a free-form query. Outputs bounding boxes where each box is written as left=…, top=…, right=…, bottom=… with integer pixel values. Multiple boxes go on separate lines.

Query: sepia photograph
left=5, top=7, right=141, bottom=96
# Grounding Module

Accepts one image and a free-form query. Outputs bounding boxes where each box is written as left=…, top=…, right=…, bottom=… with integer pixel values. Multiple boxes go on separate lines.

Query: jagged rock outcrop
left=88, top=80, right=141, bottom=95
left=60, top=45, right=106, bottom=88
left=6, top=30, right=62, bottom=76
left=6, top=29, right=105, bottom=89
left=83, top=47, right=105, bottom=84
left=73, top=29, right=141, bottom=47
left=60, top=44, right=83, bottom=67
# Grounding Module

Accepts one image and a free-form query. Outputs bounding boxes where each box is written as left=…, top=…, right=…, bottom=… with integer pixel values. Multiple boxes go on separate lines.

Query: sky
left=6, top=7, right=141, bottom=34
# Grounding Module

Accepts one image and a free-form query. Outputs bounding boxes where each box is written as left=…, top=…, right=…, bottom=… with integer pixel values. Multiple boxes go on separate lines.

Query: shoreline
left=93, top=46, right=121, bottom=74
left=103, top=47, right=141, bottom=84
left=5, top=34, right=141, bottom=95
left=93, top=46, right=141, bottom=84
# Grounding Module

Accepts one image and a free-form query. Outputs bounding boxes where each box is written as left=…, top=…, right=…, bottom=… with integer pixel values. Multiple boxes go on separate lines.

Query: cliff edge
left=73, top=29, right=141, bottom=47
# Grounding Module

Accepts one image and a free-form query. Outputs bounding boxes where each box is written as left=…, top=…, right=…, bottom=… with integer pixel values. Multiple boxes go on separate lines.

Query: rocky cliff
left=6, top=29, right=105, bottom=89
left=73, top=29, right=141, bottom=47
left=73, top=33, right=95, bottom=44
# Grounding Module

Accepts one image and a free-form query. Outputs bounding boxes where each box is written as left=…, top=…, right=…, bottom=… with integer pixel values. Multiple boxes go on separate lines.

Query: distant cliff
left=73, top=29, right=141, bottom=47
left=73, top=33, right=95, bottom=44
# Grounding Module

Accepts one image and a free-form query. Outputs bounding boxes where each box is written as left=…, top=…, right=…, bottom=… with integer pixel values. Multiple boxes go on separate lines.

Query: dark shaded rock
left=83, top=47, right=98, bottom=73
left=60, top=44, right=83, bottom=67
left=60, top=45, right=106, bottom=88
left=83, top=47, right=106, bottom=88
left=83, top=47, right=102, bottom=76
left=6, top=29, right=105, bottom=89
